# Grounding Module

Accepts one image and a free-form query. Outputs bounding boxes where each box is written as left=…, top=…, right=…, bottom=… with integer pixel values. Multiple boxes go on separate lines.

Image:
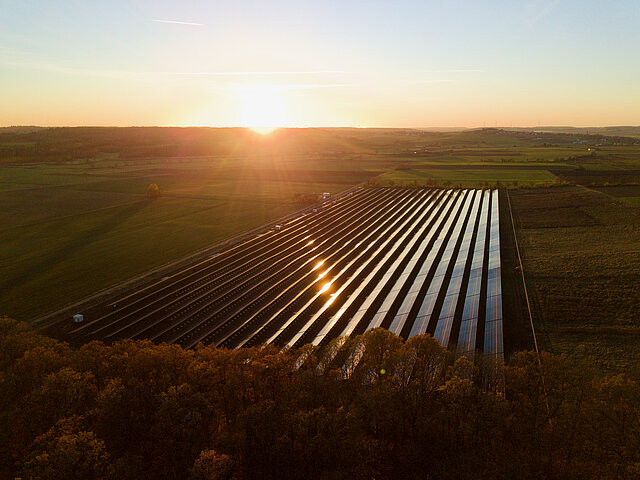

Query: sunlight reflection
left=325, top=293, right=338, bottom=306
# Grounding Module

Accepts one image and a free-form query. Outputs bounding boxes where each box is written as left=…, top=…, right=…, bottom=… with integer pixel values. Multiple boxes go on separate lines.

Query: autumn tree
left=22, top=419, right=114, bottom=480
left=147, top=183, right=161, bottom=198
left=190, top=450, right=233, bottom=480
left=2, top=318, right=640, bottom=479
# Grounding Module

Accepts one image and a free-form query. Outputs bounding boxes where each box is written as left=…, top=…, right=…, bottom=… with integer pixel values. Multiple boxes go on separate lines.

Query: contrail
left=152, top=19, right=204, bottom=26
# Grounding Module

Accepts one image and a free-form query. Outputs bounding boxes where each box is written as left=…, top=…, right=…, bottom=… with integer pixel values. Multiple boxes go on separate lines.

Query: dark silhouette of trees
left=22, top=417, right=114, bottom=480
left=2, top=317, right=640, bottom=479
left=190, top=449, right=233, bottom=480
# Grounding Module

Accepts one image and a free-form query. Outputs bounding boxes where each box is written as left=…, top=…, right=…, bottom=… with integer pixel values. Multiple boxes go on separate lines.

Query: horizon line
left=2, top=124, right=639, bottom=130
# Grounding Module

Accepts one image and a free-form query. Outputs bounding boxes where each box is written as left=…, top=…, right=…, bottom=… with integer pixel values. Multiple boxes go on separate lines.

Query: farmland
left=377, top=165, right=559, bottom=187
left=509, top=186, right=640, bottom=372
left=594, top=184, right=640, bottom=209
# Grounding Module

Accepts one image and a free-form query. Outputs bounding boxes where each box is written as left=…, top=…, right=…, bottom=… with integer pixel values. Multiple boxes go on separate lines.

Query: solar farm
left=68, top=187, right=504, bottom=358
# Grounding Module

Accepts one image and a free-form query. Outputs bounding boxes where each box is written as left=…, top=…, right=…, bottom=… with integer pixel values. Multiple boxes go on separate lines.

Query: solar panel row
left=74, top=187, right=503, bottom=358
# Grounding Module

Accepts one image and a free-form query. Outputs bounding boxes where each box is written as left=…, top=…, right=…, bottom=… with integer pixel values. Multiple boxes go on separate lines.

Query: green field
left=378, top=166, right=559, bottom=187
left=0, top=159, right=360, bottom=320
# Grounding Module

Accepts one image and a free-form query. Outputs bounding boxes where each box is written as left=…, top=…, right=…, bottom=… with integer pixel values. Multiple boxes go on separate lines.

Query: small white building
left=73, top=313, right=84, bottom=323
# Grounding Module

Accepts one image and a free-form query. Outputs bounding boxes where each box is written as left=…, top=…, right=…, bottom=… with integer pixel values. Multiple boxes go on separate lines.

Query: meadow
left=0, top=156, right=370, bottom=320
left=377, top=165, right=559, bottom=187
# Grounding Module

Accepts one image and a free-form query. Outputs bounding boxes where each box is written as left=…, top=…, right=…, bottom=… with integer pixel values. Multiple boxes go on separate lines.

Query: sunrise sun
left=239, top=88, right=289, bottom=134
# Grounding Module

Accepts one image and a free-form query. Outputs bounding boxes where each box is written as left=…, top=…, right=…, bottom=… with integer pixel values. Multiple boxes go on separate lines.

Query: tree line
left=1, top=317, right=639, bottom=479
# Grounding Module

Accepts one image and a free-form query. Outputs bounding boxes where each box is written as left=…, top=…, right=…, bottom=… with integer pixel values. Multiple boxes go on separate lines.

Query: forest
left=2, top=317, right=639, bottom=480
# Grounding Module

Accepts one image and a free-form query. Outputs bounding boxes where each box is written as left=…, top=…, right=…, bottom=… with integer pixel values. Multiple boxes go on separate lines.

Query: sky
left=1, top=0, right=640, bottom=128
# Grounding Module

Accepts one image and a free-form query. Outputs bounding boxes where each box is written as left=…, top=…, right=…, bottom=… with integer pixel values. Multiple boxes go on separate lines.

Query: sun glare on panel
left=239, top=88, right=289, bottom=134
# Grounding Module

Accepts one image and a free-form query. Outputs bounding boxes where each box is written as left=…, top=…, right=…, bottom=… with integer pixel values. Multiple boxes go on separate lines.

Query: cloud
left=222, top=84, right=357, bottom=91
left=435, top=69, right=484, bottom=73
left=396, top=69, right=484, bottom=75
left=2, top=59, right=349, bottom=83
left=151, top=19, right=204, bottom=26
left=3, top=60, right=144, bottom=80
left=406, top=79, right=456, bottom=84
left=166, top=71, right=348, bottom=76
left=521, top=0, right=559, bottom=26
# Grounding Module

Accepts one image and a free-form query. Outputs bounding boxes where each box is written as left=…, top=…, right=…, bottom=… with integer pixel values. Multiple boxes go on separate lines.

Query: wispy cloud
left=1, top=58, right=349, bottom=82
left=406, top=79, right=456, bottom=84
left=151, top=19, right=204, bottom=26
left=397, top=69, right=484, bottom=75
left=3, top=60, right=144, bottom=80
left=222, top=84, right=357, bottom=91
left=435, top=69, right=484, bottom=73
left=1, top=57, right=472, bottom=90
left=166, top=70, right=348, bottom=76
left=521, top=0, right=559, bottom=26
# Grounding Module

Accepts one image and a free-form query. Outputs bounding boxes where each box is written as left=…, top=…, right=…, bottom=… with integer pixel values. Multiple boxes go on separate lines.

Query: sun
left=239, top=87, right=289, bottom=134
left=251, top=126, right=278, bottom=135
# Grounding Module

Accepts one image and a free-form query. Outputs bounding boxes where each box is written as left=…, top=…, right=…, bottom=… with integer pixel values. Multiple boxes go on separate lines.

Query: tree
left=190, top=450, right=233, bottom=480
left=359, top=328, right=403, bottom=383
left=147, top=183, right=161, bottom=198
left=22, top=422, right=114, bottom=480
left=26, top=367, right=97, bottom=435
left=3, top=317, right=640, bottom=479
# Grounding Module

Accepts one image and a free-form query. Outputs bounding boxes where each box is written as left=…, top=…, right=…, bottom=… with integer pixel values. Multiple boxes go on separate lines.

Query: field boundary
left=505, top=190, right=539, bottom=353
left=506, top=190, right=550, bottom=414
left=32, top=184, right=362, bottom=329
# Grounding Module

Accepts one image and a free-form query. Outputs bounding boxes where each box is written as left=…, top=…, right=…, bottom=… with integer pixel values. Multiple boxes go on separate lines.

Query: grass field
left=509, top=186, right=640, bottom=372
left=378, top=166, right=559, bottom=187
left=0, top=159, right=358, bottom=320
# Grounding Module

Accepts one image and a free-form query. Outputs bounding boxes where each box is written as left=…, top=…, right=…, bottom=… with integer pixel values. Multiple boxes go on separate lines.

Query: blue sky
left=1, top=0, right=639, bottom=127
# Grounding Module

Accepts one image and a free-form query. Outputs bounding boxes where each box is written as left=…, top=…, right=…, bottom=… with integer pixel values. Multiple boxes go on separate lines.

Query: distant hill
left=506, top=126, right=640, bottom=138
left=0, top=126, right=540, bottom=164
left=0, top=126, right=46, bottom=134
left=1, top=126, right=639, bottom=164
